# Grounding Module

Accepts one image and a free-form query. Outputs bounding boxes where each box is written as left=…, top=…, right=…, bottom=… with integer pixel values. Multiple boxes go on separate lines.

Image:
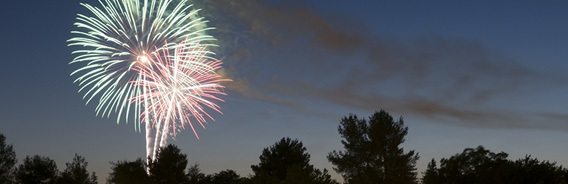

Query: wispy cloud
left=196, top=0, right=568, bottom=129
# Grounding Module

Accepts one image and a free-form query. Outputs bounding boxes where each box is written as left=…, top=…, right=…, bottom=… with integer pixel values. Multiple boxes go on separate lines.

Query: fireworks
left=68, top=0, right=228, bottom=162
left=132, top=42, right=229, bottom=161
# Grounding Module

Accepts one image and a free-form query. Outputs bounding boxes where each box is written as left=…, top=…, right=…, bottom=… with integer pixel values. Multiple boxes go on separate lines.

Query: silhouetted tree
left=509, top=155, right=568, bottom=183
left=251, top=137, right=338, bottom=184
left=280, top=164, right=338, bottom=184
left=328, top=110, right=419, bottom=184
left=58, top=154, right=97, bottom=184
left=212, top=169, right=242, bottom=184
left=187, top=163, right=212, bottom=184
left=149, top=144, right=190, bottom=184
left=422, top=146, right=568, bottom=184
left=434, top=146, right=511, bottom=184
left=251, top=138, right=309, bottom=182
left=309, top=167, right=338, bottom=184
left=107, top=158, right=149, bottom=184
left=0, top=133, right=16, bottom=184
left=421, top=159, right=440, bottom=184
left=15, top=155, right=59, bottom=184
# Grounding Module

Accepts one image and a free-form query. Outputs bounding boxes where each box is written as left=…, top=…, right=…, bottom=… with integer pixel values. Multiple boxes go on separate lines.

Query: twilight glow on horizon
left=1, top=0, right=568, bottom=182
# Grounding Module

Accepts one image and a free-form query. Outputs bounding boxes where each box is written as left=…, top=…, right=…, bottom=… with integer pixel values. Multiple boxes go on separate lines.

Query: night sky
left=2, top=0, right=568, bottom=182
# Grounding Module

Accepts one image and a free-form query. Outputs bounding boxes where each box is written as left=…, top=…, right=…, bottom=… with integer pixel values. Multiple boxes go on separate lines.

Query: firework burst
left=69, top=0, right=215, bottom=127
left=68, top=0, right=228, bottom=163
left=131, top=42, right=229, bottom=160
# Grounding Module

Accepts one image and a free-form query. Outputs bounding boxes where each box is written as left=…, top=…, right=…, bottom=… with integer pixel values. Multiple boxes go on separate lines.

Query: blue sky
left=1, top=0, right=568, bottom=182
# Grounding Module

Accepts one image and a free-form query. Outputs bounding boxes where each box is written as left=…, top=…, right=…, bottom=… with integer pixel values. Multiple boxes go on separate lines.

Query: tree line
left=1, top=109, right=567, bottom=183
left=0, top=134, right=97, bottom=184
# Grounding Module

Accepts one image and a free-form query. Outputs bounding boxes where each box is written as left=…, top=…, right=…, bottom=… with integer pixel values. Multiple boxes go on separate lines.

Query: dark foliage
left=187, top=163, right=212, bottom=184
left=509, top=155, right=568, bottom=183
left=328, top=110, right=419, bottom=184
left=439, top=146, right=510, bottom=183
left=212, top=169, right=242, bottom=184
left=0, top=133, right=16, bottom=184
left=251, top=137, right=338, bottom=184
left=59, top=154, right=97, bottom=184
left=423, top=146, right=568, bottom=184
left=107, top=158, right=150, bottom=184
left=421, top=159, right=440, bottom=184
left=251, top=137, right=310, bottom=181
left=15, top=155, right=59, bottom=184
left=149, top=144, right=190, bottom=184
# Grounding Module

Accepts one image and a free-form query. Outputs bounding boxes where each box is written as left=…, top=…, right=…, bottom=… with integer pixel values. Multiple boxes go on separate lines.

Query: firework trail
left=131, top=42, right=229, bottom=161
left=68, top=0, right=227, bottom=163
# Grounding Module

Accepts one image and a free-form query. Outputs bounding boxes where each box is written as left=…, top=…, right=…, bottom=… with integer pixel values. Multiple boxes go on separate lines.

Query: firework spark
left=68, top=0, right=227, bottom=163
left=132, top=42, right=229, bottom=161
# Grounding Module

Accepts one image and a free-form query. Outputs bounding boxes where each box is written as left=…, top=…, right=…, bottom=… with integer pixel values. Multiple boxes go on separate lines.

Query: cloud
left=194, top=0, right=568, bottom=129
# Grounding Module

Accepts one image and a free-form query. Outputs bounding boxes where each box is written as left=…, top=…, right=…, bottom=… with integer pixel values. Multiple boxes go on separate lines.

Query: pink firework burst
left=131, top=41, right=230, bottom=160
